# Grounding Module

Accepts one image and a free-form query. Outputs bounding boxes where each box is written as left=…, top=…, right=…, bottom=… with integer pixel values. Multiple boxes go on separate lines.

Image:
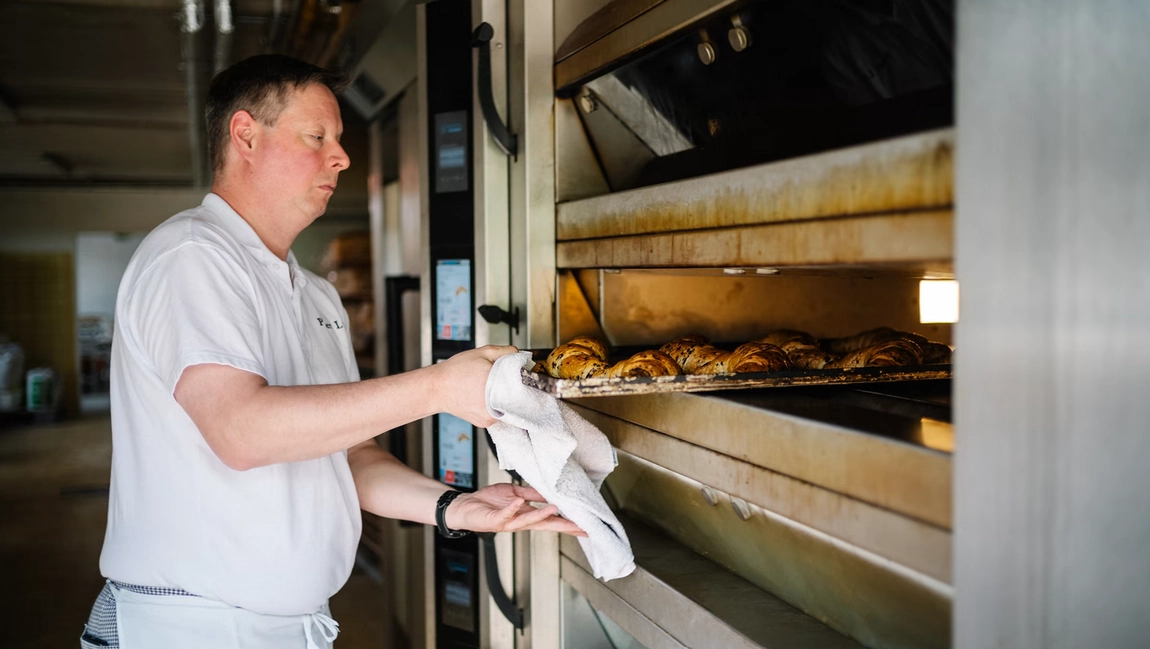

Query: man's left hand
left=445, top=483, right=587, bottom=537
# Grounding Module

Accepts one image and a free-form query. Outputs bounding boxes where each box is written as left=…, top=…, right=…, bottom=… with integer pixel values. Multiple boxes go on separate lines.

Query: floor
left=0, top=414, right=386, bottom=648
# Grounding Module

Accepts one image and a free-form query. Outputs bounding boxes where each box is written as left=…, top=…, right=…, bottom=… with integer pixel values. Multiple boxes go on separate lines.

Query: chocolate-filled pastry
left=921, top=341, right=953, bottom=364
left=530, top=361, right=547, bottom=374
left=659, top=336, right=732, bottom=374
left=827, top=338, right=923, bottom=368
left=545, top=337, right=609, bottom=379
left=726, top=342, right=792, bottom=373
left=605, top=350, right=683, bottom=378
left=565, top=336, right=609, bottom=361
left=686, top=347, right=731, bottom=375
left=822, top=327, right=902, bottom=355
left=659, top=335, right=709, bottom=367
left=757, top=329, right=836, bottom=370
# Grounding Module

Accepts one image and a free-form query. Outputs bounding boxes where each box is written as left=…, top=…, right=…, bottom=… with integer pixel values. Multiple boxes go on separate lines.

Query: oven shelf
left=555, top=129, right=953, bottom=271
left=524, top=363, right=952, bottom=399
left=560, top=513, right=865, bottom=649
left=570, top=387, right=952, bottom=529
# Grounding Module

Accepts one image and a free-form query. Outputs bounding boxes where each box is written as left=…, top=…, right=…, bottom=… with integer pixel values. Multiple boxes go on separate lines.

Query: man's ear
left=229, top=110, right=260, bottom=163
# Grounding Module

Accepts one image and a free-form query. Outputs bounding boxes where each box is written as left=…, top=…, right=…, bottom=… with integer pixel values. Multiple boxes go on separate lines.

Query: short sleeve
left=124, top=242, right=268, bottom=392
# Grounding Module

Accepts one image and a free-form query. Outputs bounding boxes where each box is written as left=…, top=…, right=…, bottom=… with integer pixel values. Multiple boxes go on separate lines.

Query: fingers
left=476, top=345, right=519, bottom=361
left=495, top=497, right=528, bottom=524
left=511, top=484, right=547, bottom=503
left=489, top=499, right=589, bottom=537
left=518, top=515, right=588, bottom=537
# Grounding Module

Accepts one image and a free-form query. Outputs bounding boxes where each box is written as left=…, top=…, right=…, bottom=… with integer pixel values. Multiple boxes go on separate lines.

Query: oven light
left=919, top=280, right=959, bottom=323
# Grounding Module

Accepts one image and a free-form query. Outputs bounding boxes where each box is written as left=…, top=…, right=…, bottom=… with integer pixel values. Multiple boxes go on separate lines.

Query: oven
left=407, top=0, right=957, bottom=647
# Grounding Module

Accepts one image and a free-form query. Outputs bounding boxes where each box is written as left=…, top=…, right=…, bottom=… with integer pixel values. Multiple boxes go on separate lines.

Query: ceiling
left=0, top=0, right=373, bottom=197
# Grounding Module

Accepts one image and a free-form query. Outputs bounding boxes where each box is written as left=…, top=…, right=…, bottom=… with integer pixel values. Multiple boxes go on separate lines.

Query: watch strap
left=436, top=490, right=470, bottom=539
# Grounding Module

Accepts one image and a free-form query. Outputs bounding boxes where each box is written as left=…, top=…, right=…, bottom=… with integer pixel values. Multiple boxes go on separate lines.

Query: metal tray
left=522, top=363, right=953, bottom=399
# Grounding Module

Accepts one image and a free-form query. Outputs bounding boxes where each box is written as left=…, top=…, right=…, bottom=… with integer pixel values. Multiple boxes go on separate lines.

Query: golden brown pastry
left=565, top=336, right=609, bottom=361
left=659, top=335, right=709, bottom=367
left=757, top=329, right=835, bottom=370
left=822, top=327, right=901, bottom=355
left=726, top=342, right=792, bottom=373
left=686, top=347, right=732, bottom=375
left=545, top=338, right=609, bottom=379
left=921, top=341, right=953, bottom=364
left=605, top=350, right=682, bottom=378
left=659, top=336, right=734, bottom=374
left=827, top=338, right=923, bottom=368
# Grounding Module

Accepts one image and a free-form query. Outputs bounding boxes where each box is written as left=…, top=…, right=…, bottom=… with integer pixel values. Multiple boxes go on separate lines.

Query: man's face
left=252, top=82, right=349, bottom=223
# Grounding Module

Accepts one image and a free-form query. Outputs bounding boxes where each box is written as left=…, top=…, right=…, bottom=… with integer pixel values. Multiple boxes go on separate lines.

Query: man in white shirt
left=81, top=54, right=581, bottom=649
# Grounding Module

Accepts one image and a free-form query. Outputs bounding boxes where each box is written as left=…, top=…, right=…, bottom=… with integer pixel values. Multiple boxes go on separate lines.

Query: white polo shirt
left=100, top=193, right=363, bottom=616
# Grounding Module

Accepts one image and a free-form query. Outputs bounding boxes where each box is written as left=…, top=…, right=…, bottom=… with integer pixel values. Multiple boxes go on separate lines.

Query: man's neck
left=211, top=180, right=300, bottom=261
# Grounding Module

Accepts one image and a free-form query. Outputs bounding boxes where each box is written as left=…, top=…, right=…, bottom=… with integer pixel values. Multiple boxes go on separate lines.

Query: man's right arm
left=173, top=345, right=515, bottom=470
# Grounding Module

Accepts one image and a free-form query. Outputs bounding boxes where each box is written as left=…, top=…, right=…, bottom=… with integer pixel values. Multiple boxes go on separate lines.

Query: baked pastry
left=757, top=329, right=835, bottom=370
left=659, top=334, right=709, bottom=367
left=822, top=327, right=902, bottom=355
left=605, top=350, right=682, bottom=378
left=545, top=337, right=609, bottom=379
left=824, top=327, right=953, bottom=366
left=827, top=338, right=923, bottom=368
left=726, top=342, right=792, bottom=373
left=659, top=336, right=730, bottom=374
left=921, top=341, right=953, bottom=364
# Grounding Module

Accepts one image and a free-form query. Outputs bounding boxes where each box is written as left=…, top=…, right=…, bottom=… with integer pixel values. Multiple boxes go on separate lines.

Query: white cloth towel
left=485, top=352, right=635, bottom=581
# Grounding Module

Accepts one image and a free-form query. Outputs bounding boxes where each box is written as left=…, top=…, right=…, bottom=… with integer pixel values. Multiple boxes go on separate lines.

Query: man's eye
left=312, top=135, right=324, bottom=142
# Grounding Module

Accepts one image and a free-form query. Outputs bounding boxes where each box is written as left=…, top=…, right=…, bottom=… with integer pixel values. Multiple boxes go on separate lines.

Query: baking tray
left=522, top=363, right=953, bottom=399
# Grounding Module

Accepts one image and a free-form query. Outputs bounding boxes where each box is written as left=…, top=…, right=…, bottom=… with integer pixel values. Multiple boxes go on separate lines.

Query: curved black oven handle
left=479, top=532, right=524, bottom=629
left=471, top=22, right=518, bottom=158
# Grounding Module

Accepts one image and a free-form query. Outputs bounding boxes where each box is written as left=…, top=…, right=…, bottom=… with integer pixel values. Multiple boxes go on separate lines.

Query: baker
left=79, top=54, right=582, bottom=649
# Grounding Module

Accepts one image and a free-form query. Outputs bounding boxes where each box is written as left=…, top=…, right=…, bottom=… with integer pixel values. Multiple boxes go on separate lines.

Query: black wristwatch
left=436, top=490, right=470, bottom=539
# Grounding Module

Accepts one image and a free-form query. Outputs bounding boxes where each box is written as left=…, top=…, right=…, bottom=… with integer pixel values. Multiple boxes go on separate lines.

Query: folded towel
left=485, top=352, right=635, bottom=581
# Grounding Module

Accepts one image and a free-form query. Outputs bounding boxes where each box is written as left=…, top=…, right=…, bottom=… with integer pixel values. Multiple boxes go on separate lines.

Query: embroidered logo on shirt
left=316, top=317, right=344, bottom=330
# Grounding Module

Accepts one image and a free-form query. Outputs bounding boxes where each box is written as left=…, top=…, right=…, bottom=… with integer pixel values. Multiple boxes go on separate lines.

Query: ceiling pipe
left=180, top=0, right=208, bottom=187
left=213, top=0, right=234, bottom=76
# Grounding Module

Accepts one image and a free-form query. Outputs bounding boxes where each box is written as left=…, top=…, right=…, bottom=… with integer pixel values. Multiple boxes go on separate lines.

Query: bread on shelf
left=545, top=337, right=609, bottom=379
left=757, top=329, right=835, bottom=370
left=605, top=350, right=682, bottom=378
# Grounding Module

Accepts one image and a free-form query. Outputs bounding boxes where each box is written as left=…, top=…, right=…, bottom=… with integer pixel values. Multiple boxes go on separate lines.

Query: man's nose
left=331, top=143, right=350, bottom=170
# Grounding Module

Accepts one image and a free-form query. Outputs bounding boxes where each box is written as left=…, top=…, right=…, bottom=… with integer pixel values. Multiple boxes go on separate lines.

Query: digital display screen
left=435, top=259, right=471, bottom=341
left=437, top=413, right=474, bottom=489
left=434, top=111, right=468, bottom=193
left=440, top=548, right=476, bottom=632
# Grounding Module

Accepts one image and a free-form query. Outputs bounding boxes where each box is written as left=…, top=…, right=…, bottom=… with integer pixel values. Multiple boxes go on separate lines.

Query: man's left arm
left=347, top=440, right=585, bottom=536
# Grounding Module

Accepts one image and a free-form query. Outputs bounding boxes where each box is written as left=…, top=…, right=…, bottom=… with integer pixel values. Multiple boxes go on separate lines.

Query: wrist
left=426, top=362, right=455, bottom=418
left=436, top=490, right=470, bottom=538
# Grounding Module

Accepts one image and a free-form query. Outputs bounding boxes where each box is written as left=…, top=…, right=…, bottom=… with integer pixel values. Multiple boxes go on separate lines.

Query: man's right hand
left=434, top=345, right=518, bottom=428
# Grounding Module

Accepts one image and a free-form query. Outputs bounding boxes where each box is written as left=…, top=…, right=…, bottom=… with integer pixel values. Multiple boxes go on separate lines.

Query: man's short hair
left=205, top=54, right=346, bottom=174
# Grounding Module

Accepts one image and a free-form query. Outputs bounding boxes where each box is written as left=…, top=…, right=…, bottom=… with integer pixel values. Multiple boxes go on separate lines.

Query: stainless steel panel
left=574, top=85, right=655, bottom=191
left=570, top=404, right=952, bottom=582
left=556, top=209, right=953, bottom=269
left=554, top=0, right=741, bottom=91
left=556, top=269, right=608, bottom=344
left=555, top=97, right=611, bottom=203
left=606, top=452, right=951, bottom=649
left=557, top=129, right=953, bottom=241
left=573, top=391, right=952, bottom=528
left=561, top=557, right=690, bottom=649
left=561, top=516, right=864, bottom=649
left=473, top=0, right=513, bottom=349
left=508, top=0, right=558, bottom=352
left=954, top=2, right=1150, bottom=648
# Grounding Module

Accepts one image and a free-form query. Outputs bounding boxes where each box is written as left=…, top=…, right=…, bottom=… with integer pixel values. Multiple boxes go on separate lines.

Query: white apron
left=109, top=582, right=339, bottom=649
